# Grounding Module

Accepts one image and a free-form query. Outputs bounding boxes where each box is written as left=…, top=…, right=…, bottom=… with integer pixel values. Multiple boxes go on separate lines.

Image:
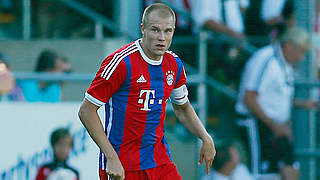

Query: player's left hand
left=198, top=135, right=216, bottom=174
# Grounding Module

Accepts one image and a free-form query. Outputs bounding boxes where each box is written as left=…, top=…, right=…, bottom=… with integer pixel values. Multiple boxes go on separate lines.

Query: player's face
left=53, top=136, right=73, bottom=162
left=141, top=11, right=175, bottom=60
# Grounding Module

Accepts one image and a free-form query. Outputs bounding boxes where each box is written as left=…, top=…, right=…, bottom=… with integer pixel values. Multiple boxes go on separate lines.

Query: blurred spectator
left=0, top=53, right=25, bottom=101
left=245, top=0, right=295, bottom=43
left=188, top=0, right=250, bottom=64
left=0, top=53, right=14, bottom=94
left=201, top=142, right=255, bottom=180
left=145, top=0, right=192, bottom=35
left=35, top=128, right=79, bottom=180
left=188, top=0, right=251, bottom=89
left=261, top=0, right=295, bottom=38
left=18, top=49, right=72, bottom=102
left=187, top=0, right=251, bottom=128
left=235, top=27, right=317, bottom=179
left=189, top=0, right=248, bottom=41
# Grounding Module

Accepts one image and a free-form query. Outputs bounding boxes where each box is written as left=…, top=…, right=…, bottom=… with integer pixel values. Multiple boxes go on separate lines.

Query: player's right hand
left=105, top=158, right=125, bottom=180
left=198, top=135, right=216, bottom=175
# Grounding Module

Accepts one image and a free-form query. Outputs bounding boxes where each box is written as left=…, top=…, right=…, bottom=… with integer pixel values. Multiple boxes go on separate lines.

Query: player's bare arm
left=78, top=99, right=125, bottom=180
left=172, top=100, right=216, bottom=174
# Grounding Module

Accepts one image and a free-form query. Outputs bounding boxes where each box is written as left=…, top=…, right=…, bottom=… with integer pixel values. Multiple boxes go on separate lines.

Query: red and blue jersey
left=85, top=39, right=187, bottom=171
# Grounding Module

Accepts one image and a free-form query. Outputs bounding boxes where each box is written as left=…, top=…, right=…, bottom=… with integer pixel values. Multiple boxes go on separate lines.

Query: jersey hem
left=121, top=161, right=174, bottom=171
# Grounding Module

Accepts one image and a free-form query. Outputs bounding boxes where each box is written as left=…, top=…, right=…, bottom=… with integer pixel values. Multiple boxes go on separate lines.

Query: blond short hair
left=142, top=3, right=176, bottom=27
left=280, top=27, right=311, bottom=50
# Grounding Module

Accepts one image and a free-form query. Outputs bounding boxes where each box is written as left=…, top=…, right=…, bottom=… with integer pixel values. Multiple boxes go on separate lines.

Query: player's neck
left=140, top=40, right=161, bottom=61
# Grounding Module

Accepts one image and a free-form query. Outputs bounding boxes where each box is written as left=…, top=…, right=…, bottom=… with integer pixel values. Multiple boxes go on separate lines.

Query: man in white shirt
left=236, top=27, right=316, bottom=180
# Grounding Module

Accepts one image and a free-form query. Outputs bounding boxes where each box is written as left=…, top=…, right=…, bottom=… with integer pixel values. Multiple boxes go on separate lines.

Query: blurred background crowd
left=0, top=0, right=320, bottom=179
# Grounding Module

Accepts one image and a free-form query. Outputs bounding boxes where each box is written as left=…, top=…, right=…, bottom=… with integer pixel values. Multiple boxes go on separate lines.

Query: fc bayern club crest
left=166, top=71, right=175, bottom=86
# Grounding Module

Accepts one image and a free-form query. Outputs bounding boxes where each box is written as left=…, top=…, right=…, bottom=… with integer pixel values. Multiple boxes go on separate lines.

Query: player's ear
left=141, top=23, right=145, bottom=36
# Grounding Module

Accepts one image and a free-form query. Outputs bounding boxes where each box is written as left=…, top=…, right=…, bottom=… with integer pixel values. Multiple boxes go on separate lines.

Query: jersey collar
left=135, top=39, right=163, bottom=65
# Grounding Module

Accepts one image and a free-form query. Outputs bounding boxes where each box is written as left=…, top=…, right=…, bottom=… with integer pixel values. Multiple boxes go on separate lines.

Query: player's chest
left=127, top=63, right=178, bottom=99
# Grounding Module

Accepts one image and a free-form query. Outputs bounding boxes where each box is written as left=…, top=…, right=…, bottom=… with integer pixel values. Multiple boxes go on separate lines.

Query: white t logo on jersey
left=138, top=90, right=155, bottom=111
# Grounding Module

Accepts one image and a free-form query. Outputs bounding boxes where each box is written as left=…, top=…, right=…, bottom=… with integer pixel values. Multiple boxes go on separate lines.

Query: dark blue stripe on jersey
left=104, top=103, right=110, bottom=134
left=99, top=151, right=107, bottom=170
left=253, top=55, right=274, bottom=90
left=173, top=56, right=183, bottom=86
left=108, top=56, right=131, bottom=155
left=100, top=102, right=111, bottom=169
left=99, top=151, right=102, bottom=169
left=140, top=64, right=164, bottom=170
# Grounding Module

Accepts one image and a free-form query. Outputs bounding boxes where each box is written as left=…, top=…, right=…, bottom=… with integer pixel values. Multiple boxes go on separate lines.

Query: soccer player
left=78, top=3, right=216, bottom=180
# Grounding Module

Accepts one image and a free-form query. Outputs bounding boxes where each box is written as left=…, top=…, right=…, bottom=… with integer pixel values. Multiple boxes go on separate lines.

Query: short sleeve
left=174, top=66, right=186, bottom=89
left=173, top=54, right=187, bottom=89
left=86, top=56, right=127, bottom=106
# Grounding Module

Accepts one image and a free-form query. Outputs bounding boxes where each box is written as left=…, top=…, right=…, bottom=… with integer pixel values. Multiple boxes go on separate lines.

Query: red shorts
left=99, top=163, right=182, bottom=180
